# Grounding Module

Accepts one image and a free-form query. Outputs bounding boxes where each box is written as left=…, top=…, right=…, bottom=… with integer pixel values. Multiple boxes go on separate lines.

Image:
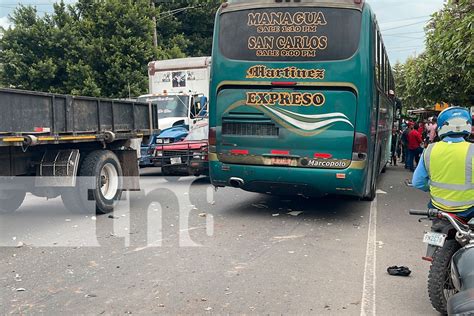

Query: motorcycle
left=409, top=209, right=474, bottom=315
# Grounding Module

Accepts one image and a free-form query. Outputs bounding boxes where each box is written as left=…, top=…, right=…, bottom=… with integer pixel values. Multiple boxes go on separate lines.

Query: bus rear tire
left=362, top=179, right=376, bottom=201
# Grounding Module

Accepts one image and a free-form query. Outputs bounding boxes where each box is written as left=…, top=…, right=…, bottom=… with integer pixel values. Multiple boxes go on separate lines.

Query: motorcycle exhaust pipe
left=229, top=177, right=244, bottom=188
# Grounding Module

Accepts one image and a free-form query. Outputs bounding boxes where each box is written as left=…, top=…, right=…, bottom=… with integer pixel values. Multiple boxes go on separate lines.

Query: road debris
left=387, top=266, right=412, bottom=277
left=204, top=307, right=213, bottom=311
left=16, top=288, right=26, bottom=292
left=16, top=242, right=25, bottom=248
left=287, top=211, right=303, bottom=217
left=253, top=203, right=268, bottom=209
left=199, top=213, right=207, bottom=217
left=273, top=235, right=304, bottom=240
left=272, top=213, right=280, bottom=217
left=84, top=293, right=97, bottom=298
left=376, top=189, right=387, bottom=194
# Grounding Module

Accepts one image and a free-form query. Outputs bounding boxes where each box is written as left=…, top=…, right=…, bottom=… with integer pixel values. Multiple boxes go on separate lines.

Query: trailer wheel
left=62, top=151, right=123, bottom=214
left=0, top=190, right=26, bottom=214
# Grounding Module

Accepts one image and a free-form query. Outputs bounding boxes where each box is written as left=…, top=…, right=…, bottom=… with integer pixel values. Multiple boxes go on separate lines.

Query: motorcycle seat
left=448, top=289, right=474, bottom=315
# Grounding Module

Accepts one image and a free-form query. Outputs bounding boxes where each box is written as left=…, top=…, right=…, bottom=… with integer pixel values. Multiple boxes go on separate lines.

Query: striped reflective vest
left=424, top=141, right=474, bottom=212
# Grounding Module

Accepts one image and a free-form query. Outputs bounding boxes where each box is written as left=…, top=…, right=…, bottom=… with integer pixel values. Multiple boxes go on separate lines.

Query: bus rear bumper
left=210, top=161, right=367, bottom=198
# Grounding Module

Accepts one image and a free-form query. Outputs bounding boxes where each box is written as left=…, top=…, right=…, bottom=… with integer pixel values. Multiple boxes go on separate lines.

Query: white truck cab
left=139, top=57, right=211, bottom=130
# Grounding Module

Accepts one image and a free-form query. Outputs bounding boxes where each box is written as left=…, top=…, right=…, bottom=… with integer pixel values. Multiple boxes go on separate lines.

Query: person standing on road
left=412, top=107, right=474, bottom=218
left=428, top=117, right=438, bottom=143
left=401, top=123, right=409, bottom=167
left=407, top=122, right=423, bottom=171
left=391, top=128, right=400, bottom=166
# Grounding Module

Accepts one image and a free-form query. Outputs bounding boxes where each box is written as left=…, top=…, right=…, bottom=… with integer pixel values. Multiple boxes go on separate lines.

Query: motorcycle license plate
left=170, top=157, right=182, bottom=165
left=423, top=232, right=447, bottom=247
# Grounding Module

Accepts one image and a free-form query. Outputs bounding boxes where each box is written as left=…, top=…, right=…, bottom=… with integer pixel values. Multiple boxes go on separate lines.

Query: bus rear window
left=219, top=7, right=362, bottom=62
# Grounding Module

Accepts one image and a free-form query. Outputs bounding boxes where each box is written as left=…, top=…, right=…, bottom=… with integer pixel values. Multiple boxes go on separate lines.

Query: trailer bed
left=0, top=88, right=158, bottom=146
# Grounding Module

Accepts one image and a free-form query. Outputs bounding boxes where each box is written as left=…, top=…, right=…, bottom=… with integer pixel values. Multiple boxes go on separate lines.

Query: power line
left=389, top=46, right=425, bottom=52
left=379, top=15, right=430, bottom=25
left=384, top=34, right=425, bottom=39
left=155, top=4, right=205, bottom=22
left=384, top=31, right=426, bottom=36
left=381, top=20, right=430, bottom=31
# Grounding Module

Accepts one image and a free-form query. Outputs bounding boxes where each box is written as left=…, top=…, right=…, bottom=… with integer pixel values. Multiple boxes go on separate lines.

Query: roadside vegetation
left=0, top=0, right=221, bottom=98
left=394, top=0, right=473, bottom=109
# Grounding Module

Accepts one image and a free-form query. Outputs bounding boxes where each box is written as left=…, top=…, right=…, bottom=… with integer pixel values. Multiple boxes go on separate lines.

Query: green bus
left=209, top=0, right=396, bottom=201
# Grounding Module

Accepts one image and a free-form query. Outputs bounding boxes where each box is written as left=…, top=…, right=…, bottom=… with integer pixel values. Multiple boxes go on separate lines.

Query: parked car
left=139, top=126, right=189, bottom=168
left=152, top=121, right=209, bottom=176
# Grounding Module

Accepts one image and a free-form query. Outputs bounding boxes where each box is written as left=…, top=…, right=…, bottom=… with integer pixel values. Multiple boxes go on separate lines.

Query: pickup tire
left=62, top=150, right=123, bottom=214
left=162, top=166, right=183, bottom=182
left=0, top=190, right=26, bottom=214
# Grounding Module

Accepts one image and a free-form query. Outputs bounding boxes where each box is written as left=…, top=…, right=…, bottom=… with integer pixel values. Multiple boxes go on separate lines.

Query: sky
left=0, top=0, right=446, bottom=63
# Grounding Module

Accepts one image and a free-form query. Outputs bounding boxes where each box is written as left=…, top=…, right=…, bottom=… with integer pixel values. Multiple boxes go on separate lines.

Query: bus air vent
left=222, top=122, right=279, bottom=137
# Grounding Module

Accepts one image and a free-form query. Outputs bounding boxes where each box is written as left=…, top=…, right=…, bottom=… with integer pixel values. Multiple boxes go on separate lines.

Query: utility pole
left=151, top=0, right=158, bottom=48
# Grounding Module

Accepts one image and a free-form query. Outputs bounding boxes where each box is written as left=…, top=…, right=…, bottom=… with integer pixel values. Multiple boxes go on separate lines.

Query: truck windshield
left=185, top=124, right=209, bottom=141
left=138, top=95, right=189, bottom=118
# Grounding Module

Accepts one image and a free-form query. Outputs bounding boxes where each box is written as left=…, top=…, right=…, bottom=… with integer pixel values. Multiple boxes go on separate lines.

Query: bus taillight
left=353, top=133, right=368, bottom=160
left=271, top=150, right=290, bottom=155
left=314, top=153, right=333, bottom=159
left=209, top=127, right=216, bottom=146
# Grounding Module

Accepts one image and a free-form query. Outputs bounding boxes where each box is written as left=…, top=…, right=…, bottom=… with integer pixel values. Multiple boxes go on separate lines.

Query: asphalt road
left=1, top=165, right=438, bottom=315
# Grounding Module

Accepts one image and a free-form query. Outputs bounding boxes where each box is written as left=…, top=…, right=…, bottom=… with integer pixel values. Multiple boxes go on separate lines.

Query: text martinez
left=246, top=92, right=326, bottom=107
left=246, top=66, right=325, bottom=80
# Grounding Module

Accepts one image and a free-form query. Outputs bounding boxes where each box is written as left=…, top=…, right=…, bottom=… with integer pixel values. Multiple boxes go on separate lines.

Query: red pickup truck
left=152, top=122, right=209, bottom=176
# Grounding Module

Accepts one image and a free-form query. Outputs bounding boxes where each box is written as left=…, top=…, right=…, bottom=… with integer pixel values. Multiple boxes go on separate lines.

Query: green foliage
left=155, top=0, right=222, bottom=57
left=0, top=0, right=157, bottom=98
left=0, top=0, right=222, bottom=97
left=395, top=0, right=474, bottom=109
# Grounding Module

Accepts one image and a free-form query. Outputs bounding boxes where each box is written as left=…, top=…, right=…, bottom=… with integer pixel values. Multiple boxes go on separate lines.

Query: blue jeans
left=407, top=147, right=423, bottom=171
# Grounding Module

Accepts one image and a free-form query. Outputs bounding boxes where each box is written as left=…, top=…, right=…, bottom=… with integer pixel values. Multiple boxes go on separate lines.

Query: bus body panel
left=217, top=87, right=357, bottom=163
left=209, top=2, right=394, bottom=198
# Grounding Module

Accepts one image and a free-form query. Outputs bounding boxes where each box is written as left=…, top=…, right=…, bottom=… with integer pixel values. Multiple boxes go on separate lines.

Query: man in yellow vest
left=412, top=107, right=474, bottom=218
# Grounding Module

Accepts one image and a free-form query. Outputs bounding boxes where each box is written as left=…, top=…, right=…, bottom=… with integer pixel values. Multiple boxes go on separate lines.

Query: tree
left=0, top=0, right=157, bottom=98
left=395, top=0, right=473, bottom=108
left=154, top=0, right=222, bottom=57
left=423, top=0, right=473, bottom=106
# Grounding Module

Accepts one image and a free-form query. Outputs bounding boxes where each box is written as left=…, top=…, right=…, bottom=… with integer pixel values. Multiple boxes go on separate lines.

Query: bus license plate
left=271, top=157, right=292, bottom=166
left=170, top=157, right=182, bottom=165
left=423, top=232, right=447, bottom=247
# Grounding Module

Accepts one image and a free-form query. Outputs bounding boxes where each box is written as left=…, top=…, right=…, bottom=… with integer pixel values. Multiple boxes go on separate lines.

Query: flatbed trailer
left=0, top=88, right=158, bottom=214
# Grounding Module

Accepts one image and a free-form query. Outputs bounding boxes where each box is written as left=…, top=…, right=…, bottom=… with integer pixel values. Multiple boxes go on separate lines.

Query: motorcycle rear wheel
left=428, top=239, right=461, bottom=314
